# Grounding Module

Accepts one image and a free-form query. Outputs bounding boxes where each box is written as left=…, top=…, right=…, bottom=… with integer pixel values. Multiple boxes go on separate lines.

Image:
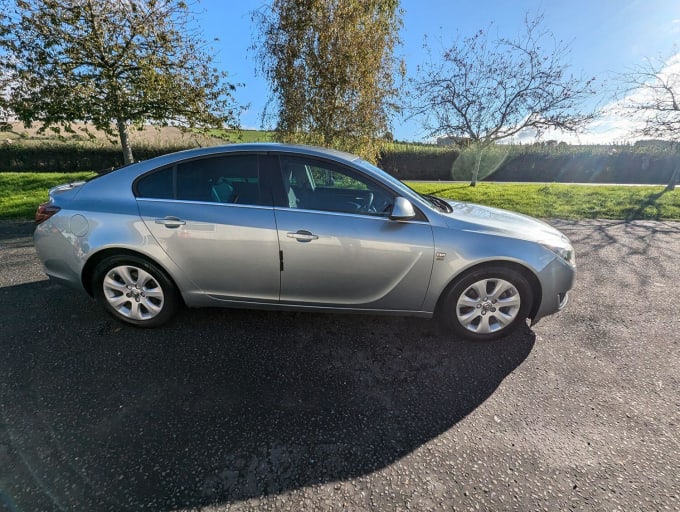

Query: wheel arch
left=81, top=248, right=182, bottom=303
left=435, top=260, right=542, bottom=320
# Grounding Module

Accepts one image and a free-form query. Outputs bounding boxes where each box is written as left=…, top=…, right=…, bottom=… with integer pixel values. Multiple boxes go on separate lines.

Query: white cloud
left=508, top=53, right=680, bottom=145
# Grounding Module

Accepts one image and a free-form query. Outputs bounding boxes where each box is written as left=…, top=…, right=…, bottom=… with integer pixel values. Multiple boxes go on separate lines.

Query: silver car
left=34, top=143, right=575, bottom=341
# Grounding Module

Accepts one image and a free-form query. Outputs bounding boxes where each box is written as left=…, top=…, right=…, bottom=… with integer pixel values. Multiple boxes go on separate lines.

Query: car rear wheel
left=439, top=266, right=533, bottom=341
left=93, top=255, right=179, bottom=327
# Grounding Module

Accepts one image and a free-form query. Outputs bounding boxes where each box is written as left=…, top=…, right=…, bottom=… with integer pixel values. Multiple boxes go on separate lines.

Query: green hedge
left=1, top=142, right=678, bottom=184
left=0, top=143, right=192, bottom=172
left=378, top=147, right=459, bottom=180
left=379, top=148, right=679, bottom=184
left=492, top=152, right=679, bottom=184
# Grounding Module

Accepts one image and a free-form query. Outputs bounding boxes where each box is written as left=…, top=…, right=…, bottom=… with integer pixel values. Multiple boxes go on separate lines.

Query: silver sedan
left=34, top=143, right=575, bottom=341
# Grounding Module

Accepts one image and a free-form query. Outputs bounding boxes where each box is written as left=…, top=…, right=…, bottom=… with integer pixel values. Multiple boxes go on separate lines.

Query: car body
left=34, top=143, right=575, bottom=340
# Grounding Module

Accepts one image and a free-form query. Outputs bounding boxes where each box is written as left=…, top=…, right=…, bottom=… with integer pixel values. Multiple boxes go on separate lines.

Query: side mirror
left=390, top=197, right=416, bottom=221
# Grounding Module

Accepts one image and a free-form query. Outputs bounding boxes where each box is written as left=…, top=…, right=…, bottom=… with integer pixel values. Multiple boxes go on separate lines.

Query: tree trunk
left=665, top=162, right=679, bottom=192
left=470, top=147, right=483, bottom=187
left=117, top=120, right=134, bottom=165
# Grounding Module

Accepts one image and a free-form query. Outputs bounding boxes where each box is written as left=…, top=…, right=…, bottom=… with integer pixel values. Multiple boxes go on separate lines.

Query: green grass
left=1, top=172, right=679, bottom=221
left=408, top=182, right=680, bottom=221
left=0, top=172, right=95, bottom=219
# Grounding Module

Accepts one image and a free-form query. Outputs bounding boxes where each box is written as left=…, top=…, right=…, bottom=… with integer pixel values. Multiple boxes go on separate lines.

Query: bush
left=492, top=152, right=679, bottom=184
left=0, top=142, right=193, bottom=172
left=2, top=140, right=679, bottom=184
left=379, top=143, right=679, bottom=184
left=450, top=146, right=510, bottom=181
left=379, top=144, right=458, bottom=180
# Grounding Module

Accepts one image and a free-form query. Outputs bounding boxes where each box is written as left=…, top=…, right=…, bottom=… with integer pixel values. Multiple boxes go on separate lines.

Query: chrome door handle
left=286, top=230, right=319, bottom=242
left=155, top=217, right=186, bottom=228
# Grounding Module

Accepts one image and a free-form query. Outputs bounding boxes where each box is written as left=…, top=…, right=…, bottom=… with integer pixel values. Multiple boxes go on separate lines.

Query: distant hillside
left=0, top=122, right=270, bottom=147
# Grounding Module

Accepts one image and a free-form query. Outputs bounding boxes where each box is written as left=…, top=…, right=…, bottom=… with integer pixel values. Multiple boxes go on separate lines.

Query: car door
left=273, top=155, right=435, bottom=311
left=135, top=153, right=281, bottom=302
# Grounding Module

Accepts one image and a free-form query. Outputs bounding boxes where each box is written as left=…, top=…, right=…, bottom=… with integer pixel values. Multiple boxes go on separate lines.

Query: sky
left=195, top=0, right=680, bottom=143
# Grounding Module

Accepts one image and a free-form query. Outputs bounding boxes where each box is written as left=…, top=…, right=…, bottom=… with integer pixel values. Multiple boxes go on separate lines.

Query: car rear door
left=135, top=153, right=281, bottom=302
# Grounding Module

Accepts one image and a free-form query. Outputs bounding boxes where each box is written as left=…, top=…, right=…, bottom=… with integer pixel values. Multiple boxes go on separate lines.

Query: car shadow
left=1, top=280, right=535, bottom=511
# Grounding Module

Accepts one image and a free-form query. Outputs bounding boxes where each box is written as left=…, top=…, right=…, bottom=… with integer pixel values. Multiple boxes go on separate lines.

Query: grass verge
left=409, top=182, right=680, bottom=221
left=1, top=172, right=679, bottom=221
left=0, top=172, right=95, bottom=220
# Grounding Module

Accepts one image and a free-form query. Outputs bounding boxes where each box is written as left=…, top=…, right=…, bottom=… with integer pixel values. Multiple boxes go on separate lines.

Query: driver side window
left=279, top=156, right=394, bottom=216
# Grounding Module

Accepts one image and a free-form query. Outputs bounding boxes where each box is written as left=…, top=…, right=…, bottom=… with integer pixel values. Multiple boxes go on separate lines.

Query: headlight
left=540, top=242, right=576, bottom=267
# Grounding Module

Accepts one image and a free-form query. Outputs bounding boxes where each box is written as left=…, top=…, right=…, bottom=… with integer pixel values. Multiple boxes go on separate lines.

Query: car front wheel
left=92, top=255, right=179, bottom=327
left=439, top=266, right=533, bottom=341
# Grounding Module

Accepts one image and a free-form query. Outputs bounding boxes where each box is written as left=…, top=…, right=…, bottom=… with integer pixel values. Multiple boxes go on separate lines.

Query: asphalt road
left=0, top=219, right=678, bottom=512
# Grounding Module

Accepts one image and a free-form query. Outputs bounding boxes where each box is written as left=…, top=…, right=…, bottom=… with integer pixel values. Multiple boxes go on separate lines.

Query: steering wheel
left=363, top=192, right=374, bottom=212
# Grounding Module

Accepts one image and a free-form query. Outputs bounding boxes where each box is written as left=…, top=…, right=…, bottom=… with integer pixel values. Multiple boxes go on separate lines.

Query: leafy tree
left=412, top=14, right=596, bottom=186
left=618, top=54, right=680, bottom=190
left=0, top=0, right=241, bottom=164
left=254, top=0, right=403, bottom=163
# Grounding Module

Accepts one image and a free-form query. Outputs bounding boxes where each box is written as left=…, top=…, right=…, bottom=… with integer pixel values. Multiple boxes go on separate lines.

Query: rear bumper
left=45, top=273, right=84, bottom=291
left=34, top=219, right=87, bottom=292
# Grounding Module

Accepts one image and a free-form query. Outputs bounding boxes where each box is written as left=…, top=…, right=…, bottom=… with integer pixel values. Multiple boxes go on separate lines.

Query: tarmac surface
left=0, top=219, right=678, bottom=511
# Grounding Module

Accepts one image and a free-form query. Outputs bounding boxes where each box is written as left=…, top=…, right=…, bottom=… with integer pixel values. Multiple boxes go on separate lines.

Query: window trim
left=271, top=153, right=429, bottom=221
left=132, top=152, right=272, bottom=207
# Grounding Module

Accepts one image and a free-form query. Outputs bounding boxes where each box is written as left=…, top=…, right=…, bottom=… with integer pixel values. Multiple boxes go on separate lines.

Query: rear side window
left=136, top=166, right=173, bottom=199
left=135, top=154, right=267, bottom=206
left=177, top=155, right=260, bottom=204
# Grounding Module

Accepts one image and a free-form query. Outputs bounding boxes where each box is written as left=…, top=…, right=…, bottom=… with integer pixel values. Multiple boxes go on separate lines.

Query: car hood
left=442, top=200, right=570, bottom=245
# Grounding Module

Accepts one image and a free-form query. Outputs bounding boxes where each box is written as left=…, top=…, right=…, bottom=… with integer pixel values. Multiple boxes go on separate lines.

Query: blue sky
left=196, top=0, right=680, bottom=142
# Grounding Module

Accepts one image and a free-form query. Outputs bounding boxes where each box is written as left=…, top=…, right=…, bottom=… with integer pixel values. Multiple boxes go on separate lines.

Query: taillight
left=35, top=202, right=61, bottom=224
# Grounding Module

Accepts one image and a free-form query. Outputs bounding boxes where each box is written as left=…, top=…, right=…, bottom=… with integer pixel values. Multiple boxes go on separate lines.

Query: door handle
left=286, top=230, right=319, bottom=242
left=155, top=217, right=186, bottom=228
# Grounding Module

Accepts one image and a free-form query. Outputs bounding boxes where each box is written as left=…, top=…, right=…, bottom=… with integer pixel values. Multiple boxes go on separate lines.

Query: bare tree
left=412, top=14, right=596, bottom=186
left=618, top=54, right=680, bottom=190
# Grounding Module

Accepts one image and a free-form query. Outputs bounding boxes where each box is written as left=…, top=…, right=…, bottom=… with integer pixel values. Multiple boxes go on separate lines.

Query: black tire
left=438, top=265, right=533, bottom=342
left=92, top=255, right=180, bottom=328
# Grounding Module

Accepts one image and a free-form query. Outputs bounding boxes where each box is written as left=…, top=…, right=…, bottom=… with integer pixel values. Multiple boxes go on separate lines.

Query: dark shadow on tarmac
left=1, top=279, right=535, bottom=511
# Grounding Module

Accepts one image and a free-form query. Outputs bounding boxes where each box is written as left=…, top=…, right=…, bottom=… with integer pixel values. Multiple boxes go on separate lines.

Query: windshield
left=356, top=159, right=452, bottom=212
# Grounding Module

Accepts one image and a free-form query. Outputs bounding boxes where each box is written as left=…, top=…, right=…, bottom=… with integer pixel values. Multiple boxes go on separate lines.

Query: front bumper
left=531, top=256, right=576, bottom=324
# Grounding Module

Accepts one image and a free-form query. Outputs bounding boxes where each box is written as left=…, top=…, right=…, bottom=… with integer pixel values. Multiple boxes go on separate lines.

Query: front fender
left=422, top=226, right=558, bottom=313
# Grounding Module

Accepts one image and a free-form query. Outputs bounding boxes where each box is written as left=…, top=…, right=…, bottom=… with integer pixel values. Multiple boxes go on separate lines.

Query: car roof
left=80, top=141, right=435, bottom=217
left=83, top=143, right=370, bottom=196
left=133, top=143, right=362, bottom=171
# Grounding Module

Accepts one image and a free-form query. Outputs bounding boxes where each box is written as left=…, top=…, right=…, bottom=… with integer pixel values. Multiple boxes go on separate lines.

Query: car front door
left=135, top=153, right=281, bottom=302
left=274, top=155, right=435, bottom=311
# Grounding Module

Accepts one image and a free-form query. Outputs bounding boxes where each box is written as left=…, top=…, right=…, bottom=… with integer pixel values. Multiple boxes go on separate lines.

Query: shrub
left=0, top=142, right=192, bottom=172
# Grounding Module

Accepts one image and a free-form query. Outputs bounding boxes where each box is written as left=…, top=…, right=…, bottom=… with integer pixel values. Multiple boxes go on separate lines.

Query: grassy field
left=0, top=172, right=95, bottom=219
left=411, top=182, right=680, bottom=221
left=2, top=172, right=679, bottom=221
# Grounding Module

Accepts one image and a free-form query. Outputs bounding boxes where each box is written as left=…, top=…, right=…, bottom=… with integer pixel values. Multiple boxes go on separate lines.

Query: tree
left=412, top=14, right=596, bottom=186
left=618, top=54, right=680, bottom=190
left=254, top=0, right=403, bottom=163
left=0, top=0, right=241, bottom=164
